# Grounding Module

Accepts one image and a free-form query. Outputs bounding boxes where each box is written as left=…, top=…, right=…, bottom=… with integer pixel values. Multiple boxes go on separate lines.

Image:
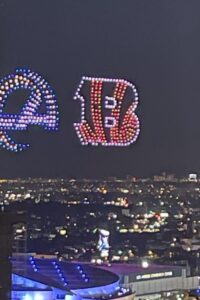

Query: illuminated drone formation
left=0, top=68, right=59, bottom=152
left=74, top=77, right=140, bottom=146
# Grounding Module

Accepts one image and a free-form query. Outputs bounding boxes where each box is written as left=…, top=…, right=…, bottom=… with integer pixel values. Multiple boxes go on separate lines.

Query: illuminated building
left=188, top=174, right=198, bottom=182
left=11, top=257, right=200, bottom=300
left=100, top=263, right=199, bottom=299
left=97, top=229, right=110, bottom=262
left=12, top=258, right=134, bottom=300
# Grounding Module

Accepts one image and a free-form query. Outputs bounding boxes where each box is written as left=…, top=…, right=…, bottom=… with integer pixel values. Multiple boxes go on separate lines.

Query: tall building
left=0, top=211, right=26, bottom=300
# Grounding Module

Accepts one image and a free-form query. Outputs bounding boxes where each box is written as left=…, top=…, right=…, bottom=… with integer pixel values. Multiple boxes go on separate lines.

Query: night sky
left=0, top=0, right=200, bottom=178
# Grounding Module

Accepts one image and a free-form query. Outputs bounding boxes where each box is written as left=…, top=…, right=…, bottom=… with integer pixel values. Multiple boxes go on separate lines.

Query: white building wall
left=82, top=294, right=135, bottom=300
left=123, top=276, right=199, bottom=296
left=12, top=290, right=53, bottom=300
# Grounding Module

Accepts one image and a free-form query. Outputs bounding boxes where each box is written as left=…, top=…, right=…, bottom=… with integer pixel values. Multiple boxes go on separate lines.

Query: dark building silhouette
left=0, top=211, right=26, bottom=300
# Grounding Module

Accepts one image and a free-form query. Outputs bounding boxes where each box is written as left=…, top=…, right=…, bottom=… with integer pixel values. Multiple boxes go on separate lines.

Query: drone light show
left=0, top=68, right=59, bottom=152
left=74, top=77, right=140, bottom=146
left=0, top=68, right=140, bottom=152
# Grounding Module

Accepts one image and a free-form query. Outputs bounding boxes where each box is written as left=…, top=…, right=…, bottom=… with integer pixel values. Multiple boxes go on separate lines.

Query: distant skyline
left=0, top=171, right=198, bottom=181
left=0, top=1, right=200, bottom=178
